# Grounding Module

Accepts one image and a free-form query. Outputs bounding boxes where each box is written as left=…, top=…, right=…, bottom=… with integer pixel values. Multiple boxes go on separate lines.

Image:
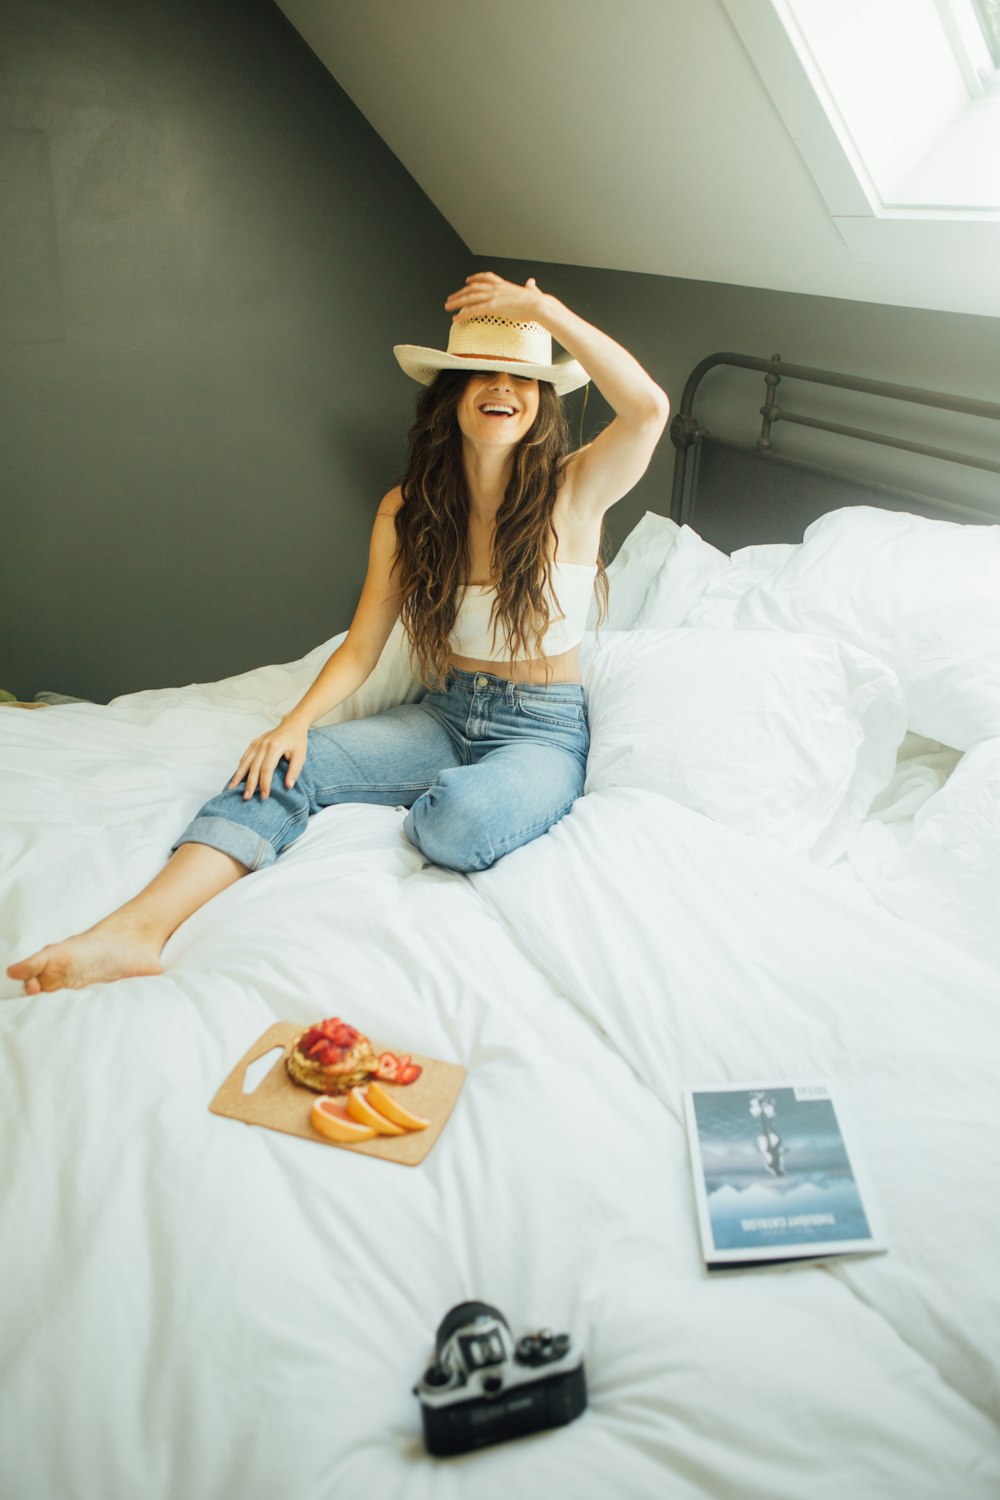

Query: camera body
left=414, top=1301, right=586, bottom=1456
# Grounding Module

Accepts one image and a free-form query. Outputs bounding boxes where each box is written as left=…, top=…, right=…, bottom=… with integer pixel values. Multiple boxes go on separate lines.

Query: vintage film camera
left=413, top=1300, right=587, bottom=1456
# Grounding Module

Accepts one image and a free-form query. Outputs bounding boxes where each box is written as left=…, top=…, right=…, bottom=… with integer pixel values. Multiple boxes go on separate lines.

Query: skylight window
left=723, top=0, right=1000, bottom=217
left=972, top=0, right=1000, bottom=68
left=941, top=0, right=1000, bottom=93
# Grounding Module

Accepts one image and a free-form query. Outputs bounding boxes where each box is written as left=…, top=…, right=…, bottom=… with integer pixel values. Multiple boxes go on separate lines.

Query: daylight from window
left=776, top=0, right=1000, bottom=214
left=972, top=0, right=1000, bottom=67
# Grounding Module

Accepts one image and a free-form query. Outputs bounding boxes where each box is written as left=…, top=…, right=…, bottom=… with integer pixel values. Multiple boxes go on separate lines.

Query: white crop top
left=449, top=561, right=597, bottom=661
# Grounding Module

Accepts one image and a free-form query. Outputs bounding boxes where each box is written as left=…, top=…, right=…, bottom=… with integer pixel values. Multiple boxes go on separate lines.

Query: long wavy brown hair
left=394, top=370, right=608, bottom=686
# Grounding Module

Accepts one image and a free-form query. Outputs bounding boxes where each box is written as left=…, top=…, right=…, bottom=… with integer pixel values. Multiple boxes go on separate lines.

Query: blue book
left=683, top=1082, right=887, bottom=1269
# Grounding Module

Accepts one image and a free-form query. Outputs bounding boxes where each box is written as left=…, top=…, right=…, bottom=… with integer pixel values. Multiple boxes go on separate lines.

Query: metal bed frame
left=669, top=353, right=1000, bottom=529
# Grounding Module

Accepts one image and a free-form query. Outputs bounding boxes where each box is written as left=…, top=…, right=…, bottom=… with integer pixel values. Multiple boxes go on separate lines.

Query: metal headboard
left=670, top=353, right=1000, bottom=528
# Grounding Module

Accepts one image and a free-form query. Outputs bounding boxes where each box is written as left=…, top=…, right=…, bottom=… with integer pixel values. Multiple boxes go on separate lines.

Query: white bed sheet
left=2, top=659, right=999, bottom=1499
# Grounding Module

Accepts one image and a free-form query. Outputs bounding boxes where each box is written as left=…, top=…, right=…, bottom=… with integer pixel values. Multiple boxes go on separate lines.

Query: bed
left=2, top=356, right=999, bottom=1500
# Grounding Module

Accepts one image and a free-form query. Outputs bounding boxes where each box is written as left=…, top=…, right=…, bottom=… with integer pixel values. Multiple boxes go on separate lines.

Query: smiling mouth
left=480, top=403, right=517, bottom=417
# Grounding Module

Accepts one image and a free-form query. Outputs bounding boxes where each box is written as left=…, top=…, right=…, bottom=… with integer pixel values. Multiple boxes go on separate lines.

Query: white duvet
left=3, top=507, right=1000, bottom=1500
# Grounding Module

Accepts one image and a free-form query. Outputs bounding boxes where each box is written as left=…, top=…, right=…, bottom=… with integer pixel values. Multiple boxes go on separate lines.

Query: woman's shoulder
left=377, top=485, right=405, bottom=519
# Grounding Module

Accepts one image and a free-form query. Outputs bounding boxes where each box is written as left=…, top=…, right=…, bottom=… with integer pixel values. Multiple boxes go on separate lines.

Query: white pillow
left=682, top=541, right=798, bottom=628
left=583, top=628, right=907, bottom=864
left=734, top=506, right=1000, bottom=750
left=187, top=620, right=425, bottom=723
left=594, top=511, right=681, bottom=630
left=636, top=525, right=733, bottom=627
left=630, top=526, right=796, bottom=631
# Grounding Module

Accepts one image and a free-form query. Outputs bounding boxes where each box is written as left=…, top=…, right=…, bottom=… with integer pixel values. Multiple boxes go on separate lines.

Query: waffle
left=286, top=1017, right=378, bottom=1095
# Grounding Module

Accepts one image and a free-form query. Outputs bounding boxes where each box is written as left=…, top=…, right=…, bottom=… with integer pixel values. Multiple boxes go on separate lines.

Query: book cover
left=683, top=1081, right=886, bottom=1269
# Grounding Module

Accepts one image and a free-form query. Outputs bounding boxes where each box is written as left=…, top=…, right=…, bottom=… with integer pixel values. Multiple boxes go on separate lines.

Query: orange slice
left=346, top=1086, right=407, bottom=1136
left=310, top=1096, right=377, bottom=1143
left=365, top=1081, right=430, bottom=1131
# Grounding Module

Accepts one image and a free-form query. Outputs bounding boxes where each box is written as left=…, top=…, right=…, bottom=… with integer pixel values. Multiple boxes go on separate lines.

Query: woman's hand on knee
left=229, top=715, right=309, bottom=800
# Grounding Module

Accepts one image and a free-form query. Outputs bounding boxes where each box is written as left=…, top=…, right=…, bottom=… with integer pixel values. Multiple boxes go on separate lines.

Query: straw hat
left=394, top=314, right=590, bottom=396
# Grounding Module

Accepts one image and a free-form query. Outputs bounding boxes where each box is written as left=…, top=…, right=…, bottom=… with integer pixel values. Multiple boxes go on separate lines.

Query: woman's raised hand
left=228, top=714, right=310, bottom=800
left=444, top=271, right=546, bottom=324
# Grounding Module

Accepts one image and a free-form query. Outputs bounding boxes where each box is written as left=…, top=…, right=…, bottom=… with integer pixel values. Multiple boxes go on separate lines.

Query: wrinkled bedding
left=2, top=506, right=999, bottom=1500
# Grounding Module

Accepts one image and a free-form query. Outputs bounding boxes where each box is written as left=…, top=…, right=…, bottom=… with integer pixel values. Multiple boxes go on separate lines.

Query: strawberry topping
left=298, top=1016, right=361, bottom=1064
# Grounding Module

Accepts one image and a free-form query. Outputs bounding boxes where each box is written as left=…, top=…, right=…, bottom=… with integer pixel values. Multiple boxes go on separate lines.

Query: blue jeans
left=173, top=668, right=589, bottom=874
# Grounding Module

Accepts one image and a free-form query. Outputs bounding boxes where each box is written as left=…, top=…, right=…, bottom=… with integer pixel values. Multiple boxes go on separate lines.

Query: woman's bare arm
left=444, top=272, right=669, bottom=521
left=230, top=490, right=403, bottom=799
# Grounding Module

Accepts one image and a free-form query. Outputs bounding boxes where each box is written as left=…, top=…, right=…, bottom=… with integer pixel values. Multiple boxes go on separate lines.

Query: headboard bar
left=771, top=409, right=1000, bottom=478
left=705, top=436, right=999, bottom=526
left=670, top=352, right=1000, bottom=528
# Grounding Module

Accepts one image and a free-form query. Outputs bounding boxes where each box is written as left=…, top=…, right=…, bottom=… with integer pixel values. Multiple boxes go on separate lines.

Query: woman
left=8, top=272, right=668, bottom=995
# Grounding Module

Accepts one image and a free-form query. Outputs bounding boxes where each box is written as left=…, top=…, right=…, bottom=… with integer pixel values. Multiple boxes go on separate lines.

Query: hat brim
left=393, top=344, right=590, bottom=397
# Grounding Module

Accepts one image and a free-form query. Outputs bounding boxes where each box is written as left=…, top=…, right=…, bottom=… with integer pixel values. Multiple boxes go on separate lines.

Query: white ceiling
left=275, top=0, right=1000, bottom=318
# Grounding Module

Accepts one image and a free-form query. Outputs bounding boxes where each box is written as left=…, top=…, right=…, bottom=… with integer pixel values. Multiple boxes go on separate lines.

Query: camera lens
left=435, top=1301, right=508, bottom=1356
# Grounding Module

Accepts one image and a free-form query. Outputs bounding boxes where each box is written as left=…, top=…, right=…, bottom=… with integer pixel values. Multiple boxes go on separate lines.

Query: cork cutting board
left=210, top=1021, right=466, bottom=1166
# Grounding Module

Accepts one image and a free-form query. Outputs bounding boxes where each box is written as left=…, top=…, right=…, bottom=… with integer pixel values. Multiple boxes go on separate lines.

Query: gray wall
left=5, top=0, right=998, bottom=703
left=489, top=257, right=1000, bottom=554
left=1, top=0, right=469, bottom=702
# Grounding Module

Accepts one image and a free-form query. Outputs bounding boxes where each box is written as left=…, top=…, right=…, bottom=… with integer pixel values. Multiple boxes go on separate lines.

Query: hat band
left=450, top=351, right=531, bottom=363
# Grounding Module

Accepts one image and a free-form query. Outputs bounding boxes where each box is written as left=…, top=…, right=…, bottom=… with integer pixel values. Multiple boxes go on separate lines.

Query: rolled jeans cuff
left=172, top=815, right=277, bottom=872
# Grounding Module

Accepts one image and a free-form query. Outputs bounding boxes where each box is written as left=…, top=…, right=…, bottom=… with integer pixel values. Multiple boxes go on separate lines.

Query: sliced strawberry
left=376, top=1051, right=400, bottom=1081
left=397, top=1061, right=423, bottom=1085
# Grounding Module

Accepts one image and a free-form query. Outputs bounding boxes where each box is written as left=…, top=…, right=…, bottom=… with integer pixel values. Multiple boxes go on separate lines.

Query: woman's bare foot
left=7, top=918, right=165, bottom=995
left=8, top=844, right=249, bottom=996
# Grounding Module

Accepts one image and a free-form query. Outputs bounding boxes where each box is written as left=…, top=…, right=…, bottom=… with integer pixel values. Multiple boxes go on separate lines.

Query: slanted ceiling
left=275, top=0, right=1000, bottom=318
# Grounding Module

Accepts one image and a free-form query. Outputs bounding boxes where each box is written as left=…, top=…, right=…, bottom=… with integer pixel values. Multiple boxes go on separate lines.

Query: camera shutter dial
left=515, top=1330, right=571, bottom=1366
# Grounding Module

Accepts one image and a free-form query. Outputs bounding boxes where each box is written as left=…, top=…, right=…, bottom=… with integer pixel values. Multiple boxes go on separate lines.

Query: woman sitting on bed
left=8, top=271, right=669, bottom=995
